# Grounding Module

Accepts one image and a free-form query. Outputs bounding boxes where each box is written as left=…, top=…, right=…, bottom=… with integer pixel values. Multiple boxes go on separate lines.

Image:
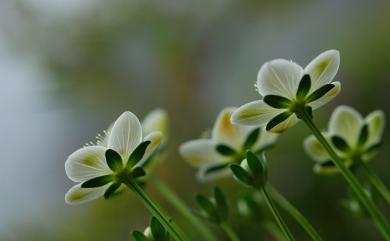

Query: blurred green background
left=1, top=0, right=390, bottom=240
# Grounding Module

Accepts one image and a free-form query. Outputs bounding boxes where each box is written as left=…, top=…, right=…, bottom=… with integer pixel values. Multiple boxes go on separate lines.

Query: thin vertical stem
left=263, top=221, right=286, bottom=241
left=152, top=178, right=219, bottom=241
left=268, top=185, right=323, bottom=241
left=262, top=187, right=296, bottom=241
left=300, top=109, right=390, bottom=240
left=123, top=176, right=190, bottom=241
left=220, top=222, right=241, bottom=241
left=359, top=160, right=390, bottom=204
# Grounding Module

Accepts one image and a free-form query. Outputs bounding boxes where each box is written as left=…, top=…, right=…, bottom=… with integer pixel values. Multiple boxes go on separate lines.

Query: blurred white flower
left=304, top=106, right=385, bottom=174
left=180, top=108, right=278, bottom=181
left=231, top=50, right=341, bottom=133
left=65, top=111, right=163, bottom=205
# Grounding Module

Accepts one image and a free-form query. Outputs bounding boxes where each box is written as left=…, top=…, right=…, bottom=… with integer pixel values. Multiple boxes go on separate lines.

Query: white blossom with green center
left=304, top=105, right=385, bottom=174
left=65, top=111, right=163, bottom=205
left=180, top=107, right=278, bottom=181
left=231, top=50, right=341, bottom=133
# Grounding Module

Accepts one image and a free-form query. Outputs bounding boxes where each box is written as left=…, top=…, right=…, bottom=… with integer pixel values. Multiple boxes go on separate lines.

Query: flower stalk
left=298, top=108, right=390, bottom=240
left=220, top=222, right=241, bottom=241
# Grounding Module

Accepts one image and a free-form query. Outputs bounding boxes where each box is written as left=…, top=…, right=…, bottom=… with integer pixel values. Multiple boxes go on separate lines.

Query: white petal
left=253, top=127, right=279, bottom=151
left=108, top=111, right=143, bottom=162
left=231, top=100, right=282, bottom=126
left=304, top=50, right=340, bottom=91
left=268, top=114, right=299, bottom=133
left=136, top=131, right=163, bottom=167
left=256, top=59, right=303, bottom=99
left=308, top=82, right=341, bottom=110
left=142, top=109, right=168, bottom=137
left=196, top=163, right=231, bottom=182
left=328, top=105, right=363, bottom=146
left=65, top=146, right=112, bottom=182
left=65, top=183, right=109, bottom=205
left=304, top=135, right=330, bottom=162
left=179, top=139, right=225, bottom=167
left=365, top=110, right=385, bottom=147
left=211, top=107, right=253, bottom=149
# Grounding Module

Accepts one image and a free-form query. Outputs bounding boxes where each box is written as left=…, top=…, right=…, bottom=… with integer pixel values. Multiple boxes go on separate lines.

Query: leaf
left=104, top=182, right=121, bottom=199
left=306, top=84, right=335, bottom=103
left=358, top=124, right=369, bottom=146
left=131, top=231, right=149, bottom=241
left=132, top=167, right=146, bottom=178
left=150, top=217, right=167, bottom=241
left=263, top=95, right=292, bottom=109
left=213, top=187, right=228, bottom=219
left=246, top=151, right=263, bottom=178
left=195, top=194, right=219, bottom=222
left=105, top=149, right=123, bottom=172
left=243, top=128, right=260, bottom=150
left=296, top=74, right=311, bottom=99
left=81, top=175, right=113, bottom=188
left=365, top=142, right=382, bottom=155
left=216, top=144, right=236, bottom=156
left=230, top=164, right=254, bottom=187
left=331, top=136, right=351, bottom=152
left=127, top=141, right=151, bottom=167
left=266, top=112, right=292, bottom=131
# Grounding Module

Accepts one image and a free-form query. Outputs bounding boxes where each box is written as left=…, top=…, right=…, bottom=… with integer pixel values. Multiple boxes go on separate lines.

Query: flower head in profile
left=65, top=111, right=163, bottom=205
left=304, top=106, right=385, bottom=174
left=180, top=108, right=278, bottom=181
left=231, top=50, right=341, bottom=133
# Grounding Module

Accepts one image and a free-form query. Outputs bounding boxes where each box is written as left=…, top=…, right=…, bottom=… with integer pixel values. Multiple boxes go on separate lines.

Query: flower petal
left=304, top=50, right=340, bottom=91
left=267, top=114, right=299, bottom=133
left=65, top=146, right=112, bottom=182
left=108, top=111, right=143, bottom=162
left=308, top=81, right=341, bottom=110
left=231, top=100, right=282, bottom=126
left=365, top=110, right=385, bottom=147
left=142, top=109, right=168, bottom=137
left=304, top=135, right=330, bottom=162
left=328, top=106, right=363, bottom=146
left=136, top=131, right=163, bottom=167
left=65, top=183, right=109, bottom=205
left=196, top=162, right=231, bottom=182
left=211, top=108, right=253, bottom=150
left=179, top=139, right=225, bottom=167
left=256, top=59, right=303, bottom=99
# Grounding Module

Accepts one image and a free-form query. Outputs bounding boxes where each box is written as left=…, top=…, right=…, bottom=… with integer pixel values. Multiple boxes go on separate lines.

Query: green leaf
left=104, top=182, right=121, bottom=199
left=105, top=149, right=123, bottom=172
left=266, top=112, right=292, bottom=131
left=243, top=128, right=260, bottom=150
left=365, top=142, right=382, bottom=155
left=203, top=163, right=229, bottom=176
left=246, top=151, right=263, bottom=178
left=331, top=136, right=351, bottom=152
left=216, top=144, right=236, bottom=156
left=296, top=74, right=311, bottom=99
left=127, top=141, right=151, bottom=167
left=306, top=84, right=334, bottom=103
left=263, top=95, right=292, bottom=109
left=195, top=194, right=219, bottom=222
left=150, top=217, right=167, bottom=241
left=81, top=175, right=113, bottom=188
left=132, top=231, right=149, bottom=241
left=213, top=187, right=228, bottom=219
left=358, top=124, right=369, bottom=146
left=132, top=166, right=146, bottom=178
left=230, top=164, right=254, bottom=187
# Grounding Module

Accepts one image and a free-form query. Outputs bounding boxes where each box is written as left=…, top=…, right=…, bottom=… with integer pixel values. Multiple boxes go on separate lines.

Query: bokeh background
left=1, top=0, right=390, bottom=240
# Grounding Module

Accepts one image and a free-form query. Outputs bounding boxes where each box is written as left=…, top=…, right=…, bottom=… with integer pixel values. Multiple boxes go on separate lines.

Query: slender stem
left=300, top=110, right=390, bottom=240
left=220, top=222, right=241, bottom=241
left=152, top=178, right=219, bottom=241
left=123, top=176, right=190, bottom=241
left=268, top=185, right=323, bottom=241
left=263, top=221, right=286, bottom=241
left=262, top=187, right=296, bottom=241
left=359, top=160, right=390, bottom=204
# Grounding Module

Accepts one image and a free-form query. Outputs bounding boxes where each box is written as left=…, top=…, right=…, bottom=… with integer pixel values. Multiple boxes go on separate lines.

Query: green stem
left=263, top=221, right=286, bottom=241
left=262, top=187, right=296, bottom=241
left=152, top=178, right=219, bottom=241
left=359, top=161, right=390, bottom=205
left=220, top=222, right=241, bottom=241
left=300, top=110, right=390, bottom=240
left=123, top=176, right=190, bottom=241
left=268, top=185, right=323, bottom=241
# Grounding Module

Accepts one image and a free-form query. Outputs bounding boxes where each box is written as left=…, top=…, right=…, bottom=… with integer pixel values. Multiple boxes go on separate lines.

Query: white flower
left=65, top=111, right=163, bottom=205
left=231, top=50, right=341, bottom=133
left=304, top=106, right=385, bottom=174
left=180, top=108, right=278, bottom=181
left=142, top=109, right=168, bottom=139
